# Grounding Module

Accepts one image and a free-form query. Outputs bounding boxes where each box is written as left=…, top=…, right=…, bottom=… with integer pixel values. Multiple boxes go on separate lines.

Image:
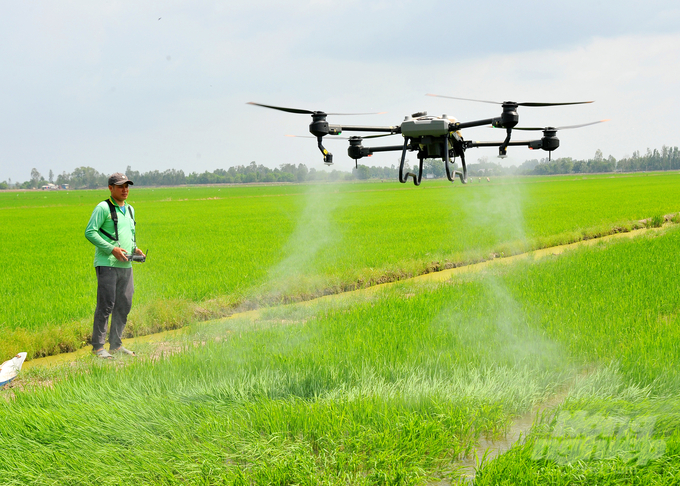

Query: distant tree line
left=453, top=146, right=680, bottom=177
left=2, top=145, right=679, bottom=189
left=514, top=146, right=680, bottom=176
left=125, top=162, right=352, bottom=186
left=0, top=163, right=339, bottom=190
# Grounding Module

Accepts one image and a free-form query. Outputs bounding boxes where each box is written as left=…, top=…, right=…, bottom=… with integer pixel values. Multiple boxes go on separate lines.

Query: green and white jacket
left=85, top=198, right=137, bottom=268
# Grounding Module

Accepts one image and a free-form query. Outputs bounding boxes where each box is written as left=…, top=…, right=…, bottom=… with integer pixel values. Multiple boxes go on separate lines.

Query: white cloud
left=1, top=2, right=679, bottom=181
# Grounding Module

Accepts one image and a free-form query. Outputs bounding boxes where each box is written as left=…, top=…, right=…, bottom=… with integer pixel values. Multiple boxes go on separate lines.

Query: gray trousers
left=92, top=266, right=134, bottom=350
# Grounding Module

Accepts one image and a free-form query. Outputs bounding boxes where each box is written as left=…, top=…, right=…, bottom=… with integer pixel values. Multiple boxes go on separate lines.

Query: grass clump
left=647, top=214, right=665, bottom=228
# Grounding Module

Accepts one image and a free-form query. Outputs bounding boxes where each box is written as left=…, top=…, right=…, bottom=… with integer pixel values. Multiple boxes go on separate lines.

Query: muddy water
left=24, top=227, right=653, bottom=371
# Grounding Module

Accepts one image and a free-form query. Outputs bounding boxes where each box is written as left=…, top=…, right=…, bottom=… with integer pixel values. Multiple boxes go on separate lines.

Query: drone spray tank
left=397, top=112, right=468, bottom=185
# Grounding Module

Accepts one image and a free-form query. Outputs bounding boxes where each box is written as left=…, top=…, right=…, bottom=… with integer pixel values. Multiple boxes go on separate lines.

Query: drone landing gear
left=444, top=139, right=467, bottom=184
left=398, top=138, right=423, bottom=186
left=397, top=138, right=467, bottom=186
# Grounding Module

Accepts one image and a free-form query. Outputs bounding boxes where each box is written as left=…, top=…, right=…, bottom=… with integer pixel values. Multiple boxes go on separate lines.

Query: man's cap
left=108, top=173, right=134, bottom=186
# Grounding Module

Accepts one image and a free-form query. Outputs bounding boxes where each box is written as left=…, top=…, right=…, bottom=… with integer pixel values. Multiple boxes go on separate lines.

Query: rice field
left=1, top=172, right=679, bottom=359
left=1, top=222, right=679, bottom=484
left=1, top=172, right=680, bottom=484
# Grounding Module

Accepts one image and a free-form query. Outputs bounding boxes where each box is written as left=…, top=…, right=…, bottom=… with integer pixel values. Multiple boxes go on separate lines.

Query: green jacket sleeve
left=85, top=204, right=115, bottom=254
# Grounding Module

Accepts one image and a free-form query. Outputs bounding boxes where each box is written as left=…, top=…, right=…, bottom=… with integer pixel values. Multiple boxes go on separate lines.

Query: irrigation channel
left=18, top=225, right=664, bottom=482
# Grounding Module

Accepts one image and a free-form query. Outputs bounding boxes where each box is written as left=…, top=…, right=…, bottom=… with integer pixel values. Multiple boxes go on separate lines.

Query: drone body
left=249, top=97, right=605, bottom=186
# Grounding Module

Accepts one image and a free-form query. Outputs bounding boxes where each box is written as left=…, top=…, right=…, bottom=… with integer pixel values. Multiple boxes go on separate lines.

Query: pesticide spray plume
left=256, top=183, right=346, bottom=304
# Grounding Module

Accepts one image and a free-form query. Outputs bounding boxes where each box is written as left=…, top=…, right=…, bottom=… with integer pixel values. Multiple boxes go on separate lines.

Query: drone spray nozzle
left=307, top=113, right=335, bottom=164
left=316, top=136, right=333, bottom=165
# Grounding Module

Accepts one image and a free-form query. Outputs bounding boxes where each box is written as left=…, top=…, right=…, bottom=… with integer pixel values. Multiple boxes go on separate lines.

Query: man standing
left=85, top=173, right=145, bottom=358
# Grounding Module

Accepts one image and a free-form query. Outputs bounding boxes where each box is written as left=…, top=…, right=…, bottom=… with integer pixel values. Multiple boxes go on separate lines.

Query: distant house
left=41, top=184, right=58, bottom=190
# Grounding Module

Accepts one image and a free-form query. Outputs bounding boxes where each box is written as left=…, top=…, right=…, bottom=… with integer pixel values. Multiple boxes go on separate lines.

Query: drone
left=248, top=95, right=606, bottom=186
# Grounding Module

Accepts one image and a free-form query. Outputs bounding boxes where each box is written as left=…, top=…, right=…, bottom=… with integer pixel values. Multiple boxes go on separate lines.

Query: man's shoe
left=93, top=348, right=115, bottom=359
left=110, top=346, right=136, bottom=357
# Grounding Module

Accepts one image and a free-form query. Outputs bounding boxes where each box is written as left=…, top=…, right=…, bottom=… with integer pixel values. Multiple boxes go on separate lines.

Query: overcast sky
left=2, top=0, right=680, bottom=183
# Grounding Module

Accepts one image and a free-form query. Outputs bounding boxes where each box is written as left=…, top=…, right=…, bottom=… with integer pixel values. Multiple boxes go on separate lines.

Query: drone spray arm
left=453, top=104, right=520, bottom=156
left=466, top=140, right=533, bottom=149
left=347, top=137, right=406, bottom=166
left=337, top=125, right=399, bottom=134
left=452, top=118, right=496, bottom=130
left=451, top=110, right=518, bottom=131
left=315, top=137, right=332, bottom=165
left=309, top=117, right=399, bottom=165
left=466, top=134, right=560, bottom=159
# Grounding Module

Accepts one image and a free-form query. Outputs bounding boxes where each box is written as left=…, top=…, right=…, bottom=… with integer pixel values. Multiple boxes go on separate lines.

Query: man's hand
left=111, top=247, right=129, bottom=262
left=134, top=248, right=146, bottom=258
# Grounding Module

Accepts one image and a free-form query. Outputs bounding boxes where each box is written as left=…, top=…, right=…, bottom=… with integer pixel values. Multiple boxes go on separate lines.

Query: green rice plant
left=1, top=172, right=679, bottom=359
left=1, top=225, right=680, bottom=483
